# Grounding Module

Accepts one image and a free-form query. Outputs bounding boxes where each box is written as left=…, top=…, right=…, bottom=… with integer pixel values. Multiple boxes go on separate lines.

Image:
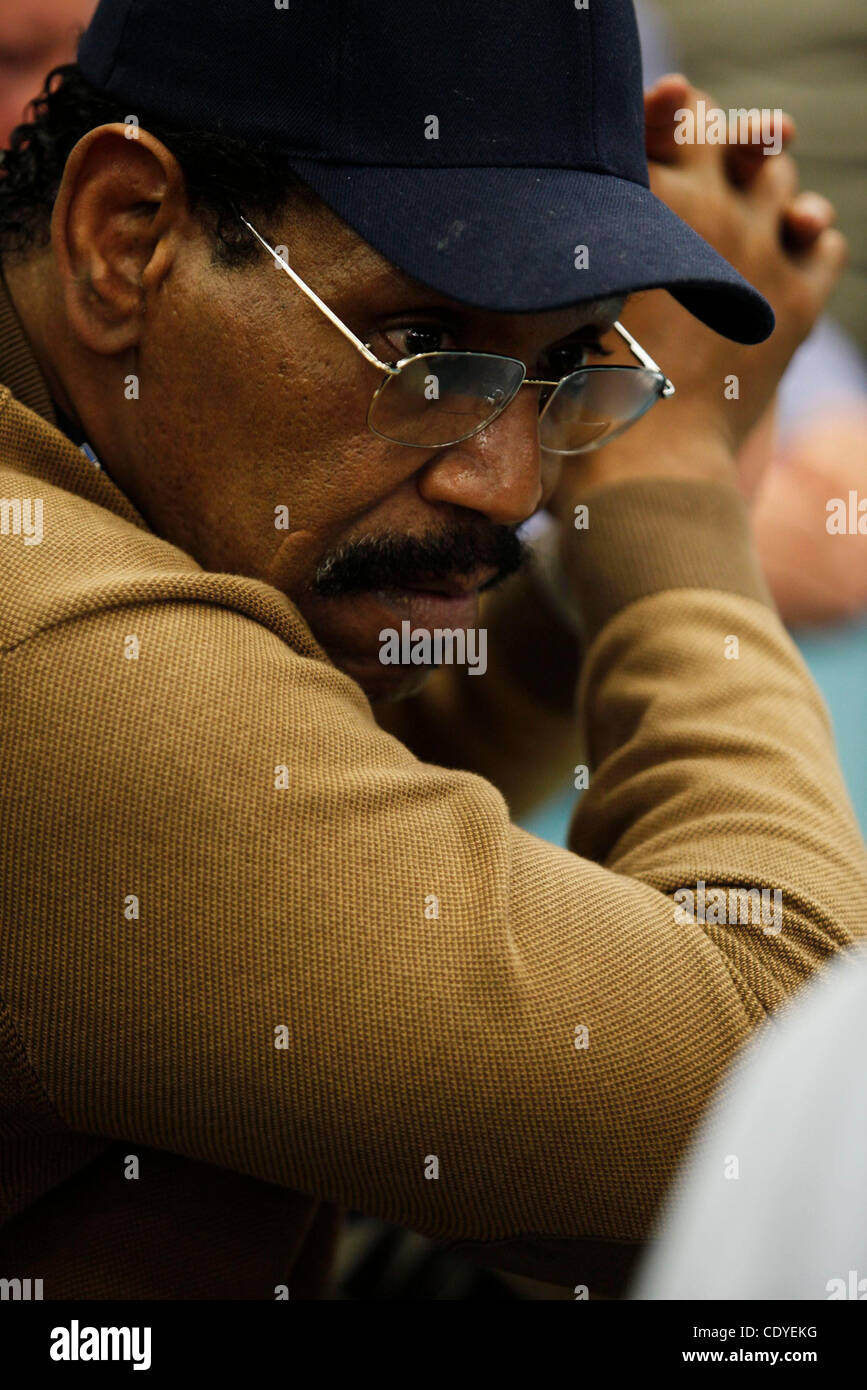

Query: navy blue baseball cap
left=77, top=0, right=774, bottom=343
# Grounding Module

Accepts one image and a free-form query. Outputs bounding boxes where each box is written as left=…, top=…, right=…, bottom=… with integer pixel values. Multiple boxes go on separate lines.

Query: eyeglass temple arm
left=239, top=215, right=674, bottom=397
left=613, top=320, right=675, bottom=396
left=237, top=214, right=397, bottom=374
left=523, top=320, right=674, bottom=394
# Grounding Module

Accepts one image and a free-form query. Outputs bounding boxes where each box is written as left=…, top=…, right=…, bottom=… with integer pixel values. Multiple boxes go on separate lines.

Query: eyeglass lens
left=369, top=352, right=664, bottom=453
left=369, top=353, right=525, bottom=447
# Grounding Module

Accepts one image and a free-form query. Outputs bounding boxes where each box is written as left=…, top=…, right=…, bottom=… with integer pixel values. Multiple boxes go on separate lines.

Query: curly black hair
left=0, top=63, right=315, bottom=266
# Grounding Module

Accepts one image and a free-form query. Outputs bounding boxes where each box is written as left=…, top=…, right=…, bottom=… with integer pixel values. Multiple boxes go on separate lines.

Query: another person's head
left=0, top=0, right=96, bottom=145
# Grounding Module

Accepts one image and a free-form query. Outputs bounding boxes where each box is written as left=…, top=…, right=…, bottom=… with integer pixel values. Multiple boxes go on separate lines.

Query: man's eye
left=380, top=324, right=457, bottom=358
left=542, top=342, right=596, bottom=377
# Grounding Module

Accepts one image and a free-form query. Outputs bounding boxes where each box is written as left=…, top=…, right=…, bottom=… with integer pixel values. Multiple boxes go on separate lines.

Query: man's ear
left=51, top=123, right=189, bottom=355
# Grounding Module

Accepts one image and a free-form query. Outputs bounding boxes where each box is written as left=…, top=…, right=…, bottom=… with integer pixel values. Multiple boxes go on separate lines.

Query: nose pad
left=485, top=386, right=506, bottom=406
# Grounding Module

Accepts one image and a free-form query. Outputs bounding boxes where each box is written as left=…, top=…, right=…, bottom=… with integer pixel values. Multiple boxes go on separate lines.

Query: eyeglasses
left=238, top=213, right=675, bottom=454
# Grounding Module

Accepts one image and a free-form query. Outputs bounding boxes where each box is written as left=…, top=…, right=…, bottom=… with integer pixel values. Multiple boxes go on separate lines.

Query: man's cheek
left=539, top=450, right=564, bottom=507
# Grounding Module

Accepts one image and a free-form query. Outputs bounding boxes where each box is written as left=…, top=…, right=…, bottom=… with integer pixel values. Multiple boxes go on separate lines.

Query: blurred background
left=2, top=0, right=864, bottom=1299
left=523, top=0, right=867, bottom=850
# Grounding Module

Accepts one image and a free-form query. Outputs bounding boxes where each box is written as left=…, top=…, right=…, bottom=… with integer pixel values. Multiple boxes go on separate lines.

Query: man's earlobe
left=51, top=123, right=185, bottom=355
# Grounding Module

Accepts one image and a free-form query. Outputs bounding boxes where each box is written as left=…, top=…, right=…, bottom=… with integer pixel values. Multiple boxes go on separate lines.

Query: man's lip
left=373, top=587, right=480, bottom=630
left=394, top=567, right=498, bottom=598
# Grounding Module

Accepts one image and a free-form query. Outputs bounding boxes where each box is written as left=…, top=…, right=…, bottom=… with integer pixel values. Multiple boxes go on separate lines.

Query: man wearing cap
left=0, top=0, right=864, bottom=1299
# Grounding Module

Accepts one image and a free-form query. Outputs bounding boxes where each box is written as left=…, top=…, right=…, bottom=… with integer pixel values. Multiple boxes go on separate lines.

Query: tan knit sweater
left=1, top=271, right=866, bottom=1299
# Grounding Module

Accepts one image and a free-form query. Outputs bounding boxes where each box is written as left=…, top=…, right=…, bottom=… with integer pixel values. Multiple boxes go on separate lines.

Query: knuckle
left=764, top=153, right=799, bottom=194
left=783, top=276, right=822, bottom=328
left=825, top=227, right=850, bottom=268
left=777, top=152, right=799, bottom=182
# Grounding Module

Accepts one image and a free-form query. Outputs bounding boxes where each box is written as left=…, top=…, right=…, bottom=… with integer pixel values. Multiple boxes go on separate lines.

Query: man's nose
left=414, top=386, right=547, bottom=526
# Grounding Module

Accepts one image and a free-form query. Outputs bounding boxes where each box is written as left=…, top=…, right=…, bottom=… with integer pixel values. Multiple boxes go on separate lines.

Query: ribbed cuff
left=560, top=476, right=774, bottom=643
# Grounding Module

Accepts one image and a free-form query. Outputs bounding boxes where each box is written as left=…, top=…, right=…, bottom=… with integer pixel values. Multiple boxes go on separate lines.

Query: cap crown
left=79, top=0, right=648, bottom=183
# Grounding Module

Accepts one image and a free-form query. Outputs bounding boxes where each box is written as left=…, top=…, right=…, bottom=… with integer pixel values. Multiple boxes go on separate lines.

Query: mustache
left=311, top=522, right=527, bottom=597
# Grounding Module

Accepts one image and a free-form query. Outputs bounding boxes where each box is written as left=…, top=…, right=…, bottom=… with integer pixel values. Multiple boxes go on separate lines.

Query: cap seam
left=337, top=0, right=351, bottom=163
left=588, top=0, right=601, bottom=166
left=98, top=0, right=140, bottom=91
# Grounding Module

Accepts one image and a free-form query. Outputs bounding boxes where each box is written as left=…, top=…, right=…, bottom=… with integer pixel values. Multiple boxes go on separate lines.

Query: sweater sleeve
left=2, top=477, right=865, bottom=1296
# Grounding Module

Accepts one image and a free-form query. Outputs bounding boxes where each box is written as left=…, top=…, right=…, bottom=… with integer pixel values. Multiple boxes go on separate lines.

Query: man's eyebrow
left=566, top=294, right=628, bottom=329
left=355, top=277, right=627, bottom=330
left=529, top=295, right=627, bottom=350
left=343, top=263, right=629, bottom=351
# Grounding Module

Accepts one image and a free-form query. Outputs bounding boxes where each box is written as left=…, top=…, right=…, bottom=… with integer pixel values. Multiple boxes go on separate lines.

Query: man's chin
left=300, top=588, right=482, bottom=701
left=340, top=655, right=436, bottom=704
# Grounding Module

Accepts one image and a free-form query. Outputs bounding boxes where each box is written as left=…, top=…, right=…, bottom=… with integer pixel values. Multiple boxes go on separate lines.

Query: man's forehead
left=284, top=191, right=626, bottom=331
left=332, top=240, right=623, bottom=326
left=364, top=263, right=625, bottom=326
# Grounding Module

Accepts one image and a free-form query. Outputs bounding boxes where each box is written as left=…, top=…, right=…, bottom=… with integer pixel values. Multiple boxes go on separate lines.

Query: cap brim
left=284, top=161, right=774, bottom=345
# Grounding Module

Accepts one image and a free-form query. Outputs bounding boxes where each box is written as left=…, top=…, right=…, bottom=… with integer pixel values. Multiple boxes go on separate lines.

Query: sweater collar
left=0, top=263, right=147, bottom=530
left=0, top=266, right=58, bottom=426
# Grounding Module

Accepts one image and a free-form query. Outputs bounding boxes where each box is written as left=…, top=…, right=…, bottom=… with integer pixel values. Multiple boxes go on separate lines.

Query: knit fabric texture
left=1, top=271, right=866, bottom=1298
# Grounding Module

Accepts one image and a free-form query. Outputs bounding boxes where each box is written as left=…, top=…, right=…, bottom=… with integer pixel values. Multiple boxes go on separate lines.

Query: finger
left=791, top=226, right=849, bottom=314
left=746, top=149, right=800, bottom=207
left=664, top=81, right=748, bottom=176
left=645, top=73, right=691, bottom=163
left=781, top=191, right=837, bottom=253
left=726, top=111, right=796, bottom=188
left=644, top=72, right=705, bottom=163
